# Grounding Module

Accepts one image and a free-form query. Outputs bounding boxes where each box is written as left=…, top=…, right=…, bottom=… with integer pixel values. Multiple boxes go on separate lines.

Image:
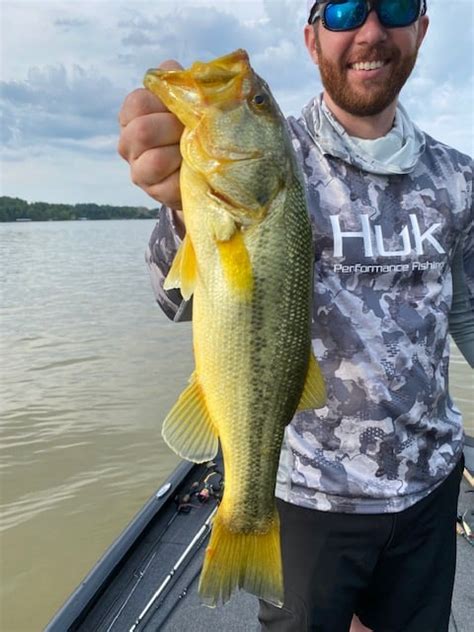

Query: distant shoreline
left=0, top=196, right=159, bottom=223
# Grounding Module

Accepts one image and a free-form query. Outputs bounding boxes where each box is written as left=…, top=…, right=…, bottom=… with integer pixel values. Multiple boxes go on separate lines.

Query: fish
left=144, top=49, right=326, bottom=608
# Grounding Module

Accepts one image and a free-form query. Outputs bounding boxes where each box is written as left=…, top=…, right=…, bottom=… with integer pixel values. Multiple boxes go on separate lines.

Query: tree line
left=0, top=196, right=159, bottom=222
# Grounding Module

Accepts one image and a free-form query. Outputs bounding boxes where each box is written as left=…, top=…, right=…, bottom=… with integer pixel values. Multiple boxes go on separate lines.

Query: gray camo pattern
left=147, top=98, right=473, bottom=514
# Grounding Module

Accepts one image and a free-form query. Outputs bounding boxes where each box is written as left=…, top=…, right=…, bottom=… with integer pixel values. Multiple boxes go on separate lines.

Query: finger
left=119, top=60, right=184, bottom=126
left=118, top=112, right=183, bottom=162
left=159, top=59, right=184, bottom=71
left=119, top=88, right=169, bottom=127
left=130, top=145, right=182, bottom=189
left=145, top=169, right=182, bottom=210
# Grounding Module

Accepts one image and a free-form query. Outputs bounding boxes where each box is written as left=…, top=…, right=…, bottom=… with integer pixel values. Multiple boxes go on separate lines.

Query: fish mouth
left=144, top=49, right=252, bottom=127
left=187, top=49, right=250, bottom=88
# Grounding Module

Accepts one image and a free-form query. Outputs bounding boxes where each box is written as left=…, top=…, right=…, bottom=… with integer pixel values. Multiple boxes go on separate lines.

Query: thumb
left=159, top=59, right=184, bottom=71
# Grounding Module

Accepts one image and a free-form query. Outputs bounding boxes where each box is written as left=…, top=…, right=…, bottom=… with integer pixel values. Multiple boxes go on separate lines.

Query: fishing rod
left=105, top=463, right=222, bottom=631
left=106, top=505, right=199, bottom=631
left=157, top=564, right=204, bottom=629
left=129, top=505, right=218, bottom=632
left=104, top=497, right=182, bottom=632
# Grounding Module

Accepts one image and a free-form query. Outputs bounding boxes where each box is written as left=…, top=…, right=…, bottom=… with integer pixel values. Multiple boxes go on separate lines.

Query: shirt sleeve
left=145, top=205, right=192, bottom=322
left=449, top=207, right=474, bottom=367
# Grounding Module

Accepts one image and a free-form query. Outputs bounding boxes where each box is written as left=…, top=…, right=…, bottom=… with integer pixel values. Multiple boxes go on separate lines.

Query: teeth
left=351, top=60, right=385, bottom=71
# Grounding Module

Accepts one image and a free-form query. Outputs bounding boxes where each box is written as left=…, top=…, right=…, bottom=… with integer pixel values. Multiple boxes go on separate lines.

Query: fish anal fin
left=216, top=230, right=253, bottom=300
left=162, top=372, right=218, bottom=463
left=163, top=234, right=197, bottom=300
left=297, top=352, right=326, bottom=411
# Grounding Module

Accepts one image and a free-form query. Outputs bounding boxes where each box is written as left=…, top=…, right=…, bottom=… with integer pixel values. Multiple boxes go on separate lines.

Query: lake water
left=1, top=220, right=472, bottom=631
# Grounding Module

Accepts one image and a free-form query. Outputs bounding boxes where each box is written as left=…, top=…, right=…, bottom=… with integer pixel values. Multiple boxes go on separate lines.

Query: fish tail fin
left=198, top=505, right=283, bottom=607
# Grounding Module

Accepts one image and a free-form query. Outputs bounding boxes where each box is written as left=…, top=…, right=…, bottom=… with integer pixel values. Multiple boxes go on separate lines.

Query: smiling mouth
left=348, top=60, right=389, bottom=71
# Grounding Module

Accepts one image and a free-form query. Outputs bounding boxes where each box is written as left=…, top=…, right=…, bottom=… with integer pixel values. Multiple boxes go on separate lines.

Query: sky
left=1, top=0, right=473, bottom=207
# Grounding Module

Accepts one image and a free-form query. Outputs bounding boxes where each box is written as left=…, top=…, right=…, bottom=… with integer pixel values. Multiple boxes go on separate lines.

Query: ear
left=416, top=14, right=429, bottom=48
left=304, top=24, right=319, bottom=66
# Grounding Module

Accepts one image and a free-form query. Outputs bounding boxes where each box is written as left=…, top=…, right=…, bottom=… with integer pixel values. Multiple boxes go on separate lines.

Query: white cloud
left=400, top=0, right=474, bottom=155
left=2, top=64, right=122, bottom=156
left=1, top=147, right=153, bottom=207
left=0, top=0, right=472, bottom=206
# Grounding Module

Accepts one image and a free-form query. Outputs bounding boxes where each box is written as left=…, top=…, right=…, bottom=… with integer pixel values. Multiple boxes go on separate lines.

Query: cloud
left=116, top=6, right=261, bottom=69
left=398, top=0, right=474, bottom=155
left=1, top=64, right=123, bottom=157
left=1, top=148, right=146, bottom=206
left=1, top=1, right=315, bottom=164
left=419, top=0, right=474, bottom=85
left=403, top=75, right=474, bottom=155
left=0, top=0, right=472, bottom=206
left=54, top=17, right=89, bottom=30
left=114, top=2, right=316, bottom=113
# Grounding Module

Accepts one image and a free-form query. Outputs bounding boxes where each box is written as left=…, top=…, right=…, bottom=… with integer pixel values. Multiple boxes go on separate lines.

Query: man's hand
left=118, top=60, right=184, bottom=214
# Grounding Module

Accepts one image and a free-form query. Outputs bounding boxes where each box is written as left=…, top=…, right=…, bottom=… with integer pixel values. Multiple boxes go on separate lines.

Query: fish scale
left=144, top=49, right=326, bottom=607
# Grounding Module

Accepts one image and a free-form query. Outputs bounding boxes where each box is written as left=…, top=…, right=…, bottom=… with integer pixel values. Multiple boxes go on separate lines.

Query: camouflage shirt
left=146, top=97, right=473, bottom=514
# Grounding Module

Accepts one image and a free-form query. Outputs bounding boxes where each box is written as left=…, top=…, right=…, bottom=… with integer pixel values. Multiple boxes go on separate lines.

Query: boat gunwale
left=45, top=459, right=194, bottom=631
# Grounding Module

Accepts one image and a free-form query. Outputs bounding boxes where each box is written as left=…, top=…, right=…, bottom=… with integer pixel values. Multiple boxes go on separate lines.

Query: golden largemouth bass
left=144, top=49, right=325, bottom=608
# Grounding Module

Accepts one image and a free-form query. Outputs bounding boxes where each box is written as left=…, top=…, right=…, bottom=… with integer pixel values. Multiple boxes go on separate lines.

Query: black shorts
left=258, top=457, right=464, bottom=632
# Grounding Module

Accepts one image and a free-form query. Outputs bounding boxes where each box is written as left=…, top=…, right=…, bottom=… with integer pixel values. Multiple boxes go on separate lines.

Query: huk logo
left=330, top=214, right=445, bottom=258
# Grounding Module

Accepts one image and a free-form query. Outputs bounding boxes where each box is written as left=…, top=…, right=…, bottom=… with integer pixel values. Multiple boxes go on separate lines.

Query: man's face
left=304, top=8, right=429, bottom=117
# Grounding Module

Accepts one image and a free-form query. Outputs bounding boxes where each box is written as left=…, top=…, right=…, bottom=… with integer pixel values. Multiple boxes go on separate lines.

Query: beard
left=315, top=36, right=418, bottom=117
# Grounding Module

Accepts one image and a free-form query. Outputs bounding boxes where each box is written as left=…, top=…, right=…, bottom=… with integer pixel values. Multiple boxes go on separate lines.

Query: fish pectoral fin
left=207, top=203, right=237, bottom=241
left=216, top=230, right=253, bottom=300
left=162, top=372, right=218, bottom=463
left=163, top=234, right=197, bottom=300
left=297, top=352, right=326, bottom=411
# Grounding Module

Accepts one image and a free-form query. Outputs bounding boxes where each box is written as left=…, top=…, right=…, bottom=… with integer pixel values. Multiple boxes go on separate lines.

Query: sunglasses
left=308, top=0, right=427, bottom=31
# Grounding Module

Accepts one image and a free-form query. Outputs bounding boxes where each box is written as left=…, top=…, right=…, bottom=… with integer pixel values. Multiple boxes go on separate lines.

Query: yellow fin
left=163, top=234, right=197, bottom=300
left=162, top=372, right=218, bottom=463
left=199, top=506, right=283, bottom=607
left=216, top=230, right=253, bottom=300
left=207, top=204, right=237, bottom=241
left=297, top=352, right=326, bottom=411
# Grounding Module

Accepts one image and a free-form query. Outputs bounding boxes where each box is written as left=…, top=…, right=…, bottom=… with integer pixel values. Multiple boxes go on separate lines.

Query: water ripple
left=0, top=466, right=118, bottom=532
left=29, top=356, right=102, bottom=371
left=1, top=219, right=469, bottom=631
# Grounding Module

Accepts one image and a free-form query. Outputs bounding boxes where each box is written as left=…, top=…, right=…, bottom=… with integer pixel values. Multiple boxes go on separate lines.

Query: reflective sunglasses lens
left=324, top=1, right=367, bottom=31
left=378, top=0, right=420, bottom=27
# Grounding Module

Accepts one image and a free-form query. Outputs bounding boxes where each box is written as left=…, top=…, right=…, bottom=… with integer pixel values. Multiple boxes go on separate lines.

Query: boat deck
left=48, top=456, right=473, bottom=632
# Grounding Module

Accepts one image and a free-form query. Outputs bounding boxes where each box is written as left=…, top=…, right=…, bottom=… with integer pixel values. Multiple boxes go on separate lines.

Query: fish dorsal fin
left=162, top=372, right=219, bottom=463
left=297, top=352, right=326, bottom=411
left=216, top=230, right=253, bottom=300
left=163, top=234, right=197, bottom=300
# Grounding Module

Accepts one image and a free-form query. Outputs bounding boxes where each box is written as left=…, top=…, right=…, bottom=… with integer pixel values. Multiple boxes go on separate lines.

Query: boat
left=46, top=452, right=257, bottom=631
left=46, top=449, right=473, bottom=631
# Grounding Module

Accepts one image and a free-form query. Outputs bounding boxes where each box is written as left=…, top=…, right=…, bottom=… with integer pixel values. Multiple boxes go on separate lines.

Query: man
left=118, top=1, right=473, bottom=630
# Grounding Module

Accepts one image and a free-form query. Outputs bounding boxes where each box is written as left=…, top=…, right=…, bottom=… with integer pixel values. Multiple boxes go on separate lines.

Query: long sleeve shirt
left=146, top=99, right=473, bottom=514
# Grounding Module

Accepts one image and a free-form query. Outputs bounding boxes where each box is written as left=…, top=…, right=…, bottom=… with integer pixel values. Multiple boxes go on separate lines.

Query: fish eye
left=252, top=93, right=267, bottom=107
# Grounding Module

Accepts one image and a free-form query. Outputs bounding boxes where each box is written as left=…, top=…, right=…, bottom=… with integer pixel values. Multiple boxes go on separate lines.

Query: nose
left=354, top=9, right=388, bottom=45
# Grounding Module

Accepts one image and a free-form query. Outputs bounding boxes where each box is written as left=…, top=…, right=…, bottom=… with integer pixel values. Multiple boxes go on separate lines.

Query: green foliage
left=0, top=196, right=159, bottom=222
